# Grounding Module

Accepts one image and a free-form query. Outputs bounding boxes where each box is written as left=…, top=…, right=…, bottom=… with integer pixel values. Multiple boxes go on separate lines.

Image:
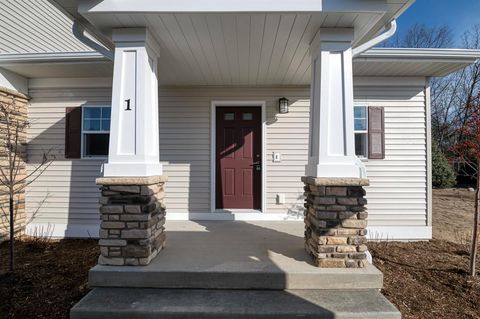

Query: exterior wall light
left=279, top=97, right=289, bottom=114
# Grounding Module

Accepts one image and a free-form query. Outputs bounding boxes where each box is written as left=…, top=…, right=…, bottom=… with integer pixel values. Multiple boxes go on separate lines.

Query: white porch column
left=103, top=28, right=162, bottom=177
left=305, top=28, right=366, bottom=179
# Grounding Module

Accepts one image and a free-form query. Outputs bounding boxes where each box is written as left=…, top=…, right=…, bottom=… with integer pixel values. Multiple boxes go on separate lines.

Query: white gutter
left=0, top=52, right=107, bottom=64
left=72, top=21, right=114, bottom=61
left=352, top=20, right=397, bottom=58
left=1, top=48, right=478, bottom=65
left=358, top=48, right=480, bottom=61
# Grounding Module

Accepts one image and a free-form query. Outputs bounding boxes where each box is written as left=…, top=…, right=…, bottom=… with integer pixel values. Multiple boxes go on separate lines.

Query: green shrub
left=432, top=142, right=456, bottom=188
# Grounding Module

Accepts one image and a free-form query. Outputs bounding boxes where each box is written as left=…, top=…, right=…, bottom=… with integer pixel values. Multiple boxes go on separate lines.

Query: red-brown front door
left=216, top=107, right=262, bottom=210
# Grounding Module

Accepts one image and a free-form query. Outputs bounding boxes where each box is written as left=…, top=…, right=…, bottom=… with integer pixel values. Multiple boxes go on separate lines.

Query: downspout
left=352, top=20, right=397, bottom=57
left=72, top=20, right=114, bottom=61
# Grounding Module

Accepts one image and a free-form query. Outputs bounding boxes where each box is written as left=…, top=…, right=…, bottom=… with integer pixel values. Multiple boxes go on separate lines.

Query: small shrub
left=432, top=142, right=456, bottom=188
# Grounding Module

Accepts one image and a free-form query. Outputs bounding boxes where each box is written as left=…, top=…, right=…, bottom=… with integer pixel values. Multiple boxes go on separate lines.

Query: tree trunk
left=9, top=193, right=14, bottom=272
left=470, top=160, right=480, bottom=277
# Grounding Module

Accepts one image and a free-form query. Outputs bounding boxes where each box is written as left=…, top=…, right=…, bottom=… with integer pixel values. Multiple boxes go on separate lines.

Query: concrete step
left=89, top=263, right=383, bottom=290
left=89, top=221, right=382, bottom=290
left=71, top=288, right=401, bottom=319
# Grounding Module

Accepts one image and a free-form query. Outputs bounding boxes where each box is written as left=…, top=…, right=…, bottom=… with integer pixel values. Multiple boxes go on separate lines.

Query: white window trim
left=81, top=105, right=111, bottom=159
left=210, top=101, right=267, bottom=214
left=354, top=105, right=368, bottom=159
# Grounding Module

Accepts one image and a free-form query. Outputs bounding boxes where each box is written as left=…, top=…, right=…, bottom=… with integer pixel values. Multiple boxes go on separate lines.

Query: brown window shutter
left=368, top=106, right=385, bottom=159
left=65, top=107, right=82, bottom=159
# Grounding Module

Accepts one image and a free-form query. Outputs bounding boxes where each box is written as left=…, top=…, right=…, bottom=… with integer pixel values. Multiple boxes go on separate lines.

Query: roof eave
left=0, top=52, right=108, bottom=65
left=359, top=48, right=480, bottom=62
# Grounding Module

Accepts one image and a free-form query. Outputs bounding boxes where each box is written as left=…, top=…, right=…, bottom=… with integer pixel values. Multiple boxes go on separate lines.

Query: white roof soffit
left=49, top=0, right=413, bottom=47
left=0, top=52, right=112, bottom=79
left=1, top=48, right=478, bottom=81
left=355, top=48, right=480, bottom=77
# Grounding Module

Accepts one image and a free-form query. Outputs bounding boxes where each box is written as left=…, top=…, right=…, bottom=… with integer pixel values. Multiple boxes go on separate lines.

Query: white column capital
left=112, top=27, right=161, bottom=57
left=305, top=27, right=366, bottom=179
left=103, top=28, right=162, bottom=177
left=311, top=28, right=354, bottom=44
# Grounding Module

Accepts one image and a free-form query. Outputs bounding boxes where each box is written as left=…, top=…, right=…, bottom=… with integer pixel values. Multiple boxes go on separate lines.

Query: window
left=82, top=106, right=111, bottom=157
left=242, top=113, right=253, bottom=120
left=224, top=113, right=235, bottom=120
left=354, top=106, right=368, bottom=157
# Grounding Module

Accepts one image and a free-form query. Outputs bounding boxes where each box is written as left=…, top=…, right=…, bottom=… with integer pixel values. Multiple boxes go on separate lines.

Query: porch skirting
left=302, top=177, right=370, bottom=268
left=96, top=176, right=167, bottom=266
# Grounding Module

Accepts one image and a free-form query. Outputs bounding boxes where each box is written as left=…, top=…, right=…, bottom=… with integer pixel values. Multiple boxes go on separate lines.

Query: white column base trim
left=167, top=212, right=304, bottom=221
left=305, top=159, right=366, bottom=178
left=26, top=221, right=432, bottom=241
left=26, top=223, right=100, bottom=239
left=102, top=162, right=163, bottom=177
left=367, top=226, right=432, bottom=241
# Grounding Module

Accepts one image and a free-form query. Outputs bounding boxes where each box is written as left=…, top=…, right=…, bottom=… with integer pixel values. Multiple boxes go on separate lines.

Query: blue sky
left=396, top=0, right=480, bottom=46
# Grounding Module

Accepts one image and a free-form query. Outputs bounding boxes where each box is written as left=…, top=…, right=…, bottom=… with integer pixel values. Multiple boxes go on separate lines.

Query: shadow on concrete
left=89, top=220, right=337, bottom=318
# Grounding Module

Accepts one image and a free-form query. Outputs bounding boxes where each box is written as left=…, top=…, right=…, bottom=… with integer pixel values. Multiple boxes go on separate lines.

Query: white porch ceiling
left=46, top=0, right=414, bottom=85
left=140, top=13, right=382, bottom=86
left=48, top=0, right=415, bottom=47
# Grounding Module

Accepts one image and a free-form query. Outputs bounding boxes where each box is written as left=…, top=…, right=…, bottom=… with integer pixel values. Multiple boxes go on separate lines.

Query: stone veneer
left=96, top=176, right=167, bottom=266
left=302, top=176, right=370, bottom=268
left=0, top=87, right=28, bottom=243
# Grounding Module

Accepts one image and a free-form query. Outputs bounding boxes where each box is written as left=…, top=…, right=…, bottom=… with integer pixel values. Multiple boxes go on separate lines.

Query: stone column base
left=96, top=176, right=167, bottom=266
left=302, top=176, right=369, bottom=268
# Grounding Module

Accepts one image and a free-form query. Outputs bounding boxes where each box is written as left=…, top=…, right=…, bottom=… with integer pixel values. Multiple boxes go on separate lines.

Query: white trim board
left=25, top=223, right=100, bottom=239
left=26, top=222, right=432, bottom=241
left=28, top=77, right=113, bottom=89
left=367, top=226, right=432, bottom=241
left=210, top=101, right=267, bottom=213
left=167, top=212, right=302, bottom=221
left=78, top=0, right=389, bottom=14
left=425, top=78, right=433, bottom=227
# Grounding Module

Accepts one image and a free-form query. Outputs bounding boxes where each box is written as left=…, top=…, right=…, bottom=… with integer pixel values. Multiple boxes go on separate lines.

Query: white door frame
left=210, top=101, right=267, bottom=213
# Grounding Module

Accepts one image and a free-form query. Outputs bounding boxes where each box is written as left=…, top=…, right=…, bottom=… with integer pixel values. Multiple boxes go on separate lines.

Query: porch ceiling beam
left=78, top=0, right=388, bottom=14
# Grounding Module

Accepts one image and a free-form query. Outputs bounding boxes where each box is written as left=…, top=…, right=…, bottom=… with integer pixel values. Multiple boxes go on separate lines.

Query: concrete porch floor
left=90, top=221, right=383, bottom=290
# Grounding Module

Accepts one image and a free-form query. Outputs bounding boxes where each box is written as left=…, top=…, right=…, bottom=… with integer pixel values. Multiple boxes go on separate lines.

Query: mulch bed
left=370, top=240, right=480, bottom=319
left=0, top=238, right=479, bottom=318
left=0, top=239, right=99, bottom=319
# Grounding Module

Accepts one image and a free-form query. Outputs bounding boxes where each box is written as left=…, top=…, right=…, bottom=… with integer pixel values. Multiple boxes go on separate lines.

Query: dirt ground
left=0, top=239, right=99, bottom=319
left=370, top=240, right=480, bottom=319
left=0, top=188, right=479, bottom=318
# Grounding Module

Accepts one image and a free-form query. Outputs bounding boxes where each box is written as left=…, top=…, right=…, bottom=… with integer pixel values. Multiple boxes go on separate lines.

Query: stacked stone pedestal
left=302, top=177, right=369, bottom=268
left=96, top=176, right=167, bottom=266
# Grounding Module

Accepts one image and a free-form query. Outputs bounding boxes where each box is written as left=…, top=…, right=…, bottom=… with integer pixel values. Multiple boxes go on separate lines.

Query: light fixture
left=279, top=97, right=289, bottom=114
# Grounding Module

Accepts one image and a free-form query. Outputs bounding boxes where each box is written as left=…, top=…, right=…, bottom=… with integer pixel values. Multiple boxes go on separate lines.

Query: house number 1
left=124, top=99, right=132, bottom=111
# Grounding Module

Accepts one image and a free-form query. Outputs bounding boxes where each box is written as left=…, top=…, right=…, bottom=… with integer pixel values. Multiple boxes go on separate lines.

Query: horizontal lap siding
left=158, top=87, right=310, bottom=213
left=158, top=97, right=211, bottom=212
left=357, top=86, right=427, bottom=227
left=26, top=89, right=110, bottom=225
left=0, top=0, right=91, bottom=53
left=26, top=82, right=427, bottom=229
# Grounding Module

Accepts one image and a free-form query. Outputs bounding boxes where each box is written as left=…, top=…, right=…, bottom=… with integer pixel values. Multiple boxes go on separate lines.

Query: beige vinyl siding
left=158, top=87, right=310, bottom=214
left=358, top=84, right=428, bottom=227
left=26, top=79, right=428, bottom=229
left=26, top=88, right=110, bottom=226
left=0, top=0, right=91, bottom=53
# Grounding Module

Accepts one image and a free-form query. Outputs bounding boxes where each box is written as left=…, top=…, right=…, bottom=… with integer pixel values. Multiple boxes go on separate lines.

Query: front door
left=216, top=107, right=262, bottom=210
